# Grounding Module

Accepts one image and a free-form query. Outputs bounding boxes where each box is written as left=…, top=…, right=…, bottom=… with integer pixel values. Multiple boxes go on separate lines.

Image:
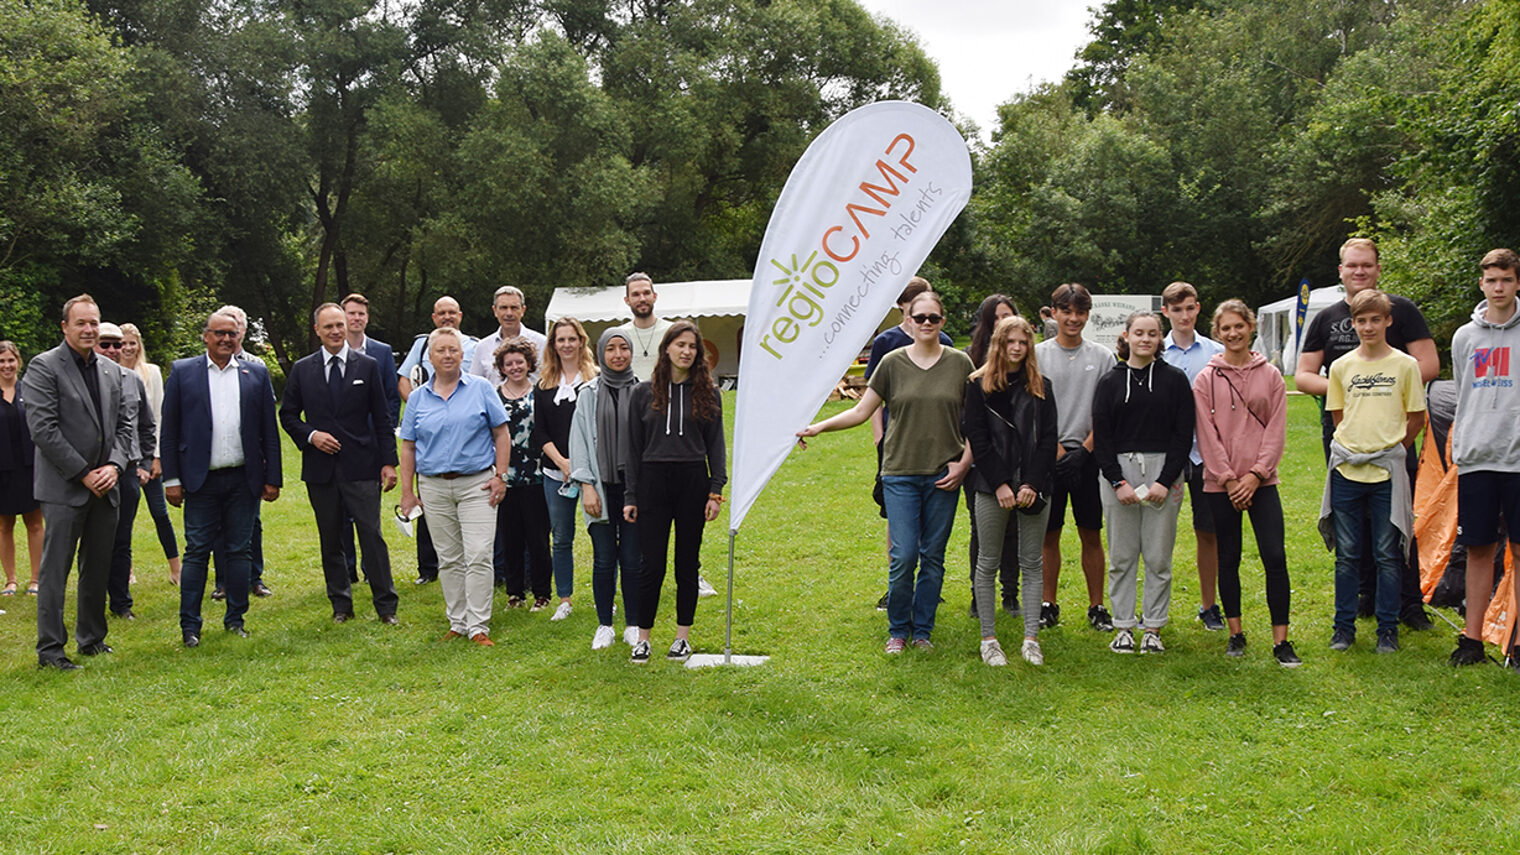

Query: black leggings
left=637, top=461, right=709, bottom=629
left=1206, top=485, right=1290, bottom=626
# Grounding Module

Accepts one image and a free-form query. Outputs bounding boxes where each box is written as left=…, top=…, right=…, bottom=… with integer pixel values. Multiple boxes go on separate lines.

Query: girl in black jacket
left=963, top=317, right=1058, bottom=666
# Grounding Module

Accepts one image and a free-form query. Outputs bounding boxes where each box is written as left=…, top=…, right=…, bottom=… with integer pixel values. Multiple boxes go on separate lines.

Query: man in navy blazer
left=339, top=293, right=399, bottom=583
left=281, top=303, right=400, bottom=623
left=161, top=310, right=282, bottom=647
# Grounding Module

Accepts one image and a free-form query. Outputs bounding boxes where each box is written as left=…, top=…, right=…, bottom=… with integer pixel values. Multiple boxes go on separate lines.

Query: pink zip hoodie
left=1191, top=351, right=1287, bottom=493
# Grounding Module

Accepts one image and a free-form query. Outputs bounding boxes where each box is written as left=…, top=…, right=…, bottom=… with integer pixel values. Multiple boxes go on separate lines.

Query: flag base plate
left=685, top=653, right=770, bottom=669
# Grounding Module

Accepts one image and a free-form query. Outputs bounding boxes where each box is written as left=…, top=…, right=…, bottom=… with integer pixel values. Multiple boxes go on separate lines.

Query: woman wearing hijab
left=570, top=329, right=642, bottom=650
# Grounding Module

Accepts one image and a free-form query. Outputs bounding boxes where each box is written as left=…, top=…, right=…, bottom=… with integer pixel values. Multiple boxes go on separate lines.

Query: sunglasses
left=910, top=313, right=944, bottom=325
left=97, top=341, right=123, bottom=349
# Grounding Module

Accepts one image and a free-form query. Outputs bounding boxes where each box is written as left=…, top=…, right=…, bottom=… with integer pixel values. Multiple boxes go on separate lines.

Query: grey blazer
left=21, top=342, right=136, bottom=507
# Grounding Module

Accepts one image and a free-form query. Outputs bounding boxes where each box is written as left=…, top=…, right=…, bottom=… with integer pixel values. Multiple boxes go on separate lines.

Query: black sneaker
left=875, top=593, right=889, bottom=611
left=1329, top=628, right=1355, bottom=651
left=630, top=640, right=651, bottom=664
left=1198, top=604, right=1226, bottom=631
left=1040, top=601, right=1061, bottom=629
left=1402, top=607, right=1434, bottom=632
left=210, top=584, right=226, bottom=601
left=1226, top=632, right=1247, bottom=657
left=1375, top=627, right=1399, bottom=654
left=1273, top=640, right=1302, bottom=667
left=667, top=638, right=692, bottom=661
left=1086, top=604, right=1113, bottom=632
left=1449, top=634, right=1486, bottom=666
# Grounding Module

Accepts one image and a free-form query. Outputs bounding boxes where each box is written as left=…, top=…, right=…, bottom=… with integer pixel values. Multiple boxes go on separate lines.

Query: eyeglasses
left=208, top=329, right=239, bottom=339
left=910, top=313, right=944, bottom=325
left=97, top=341, right=123, bottom=349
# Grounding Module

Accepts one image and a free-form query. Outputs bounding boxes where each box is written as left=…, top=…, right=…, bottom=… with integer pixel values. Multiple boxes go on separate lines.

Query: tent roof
left=545, top=279, right=754, bottom=324
left=1258, top=284, right=1345, bottom=314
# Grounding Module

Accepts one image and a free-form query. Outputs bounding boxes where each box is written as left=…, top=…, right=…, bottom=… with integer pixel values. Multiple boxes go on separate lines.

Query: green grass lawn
left=1, top=392, right=1515, bottom=853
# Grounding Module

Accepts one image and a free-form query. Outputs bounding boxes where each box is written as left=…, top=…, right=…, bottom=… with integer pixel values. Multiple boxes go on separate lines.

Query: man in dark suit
left=161, top=310, right=282, bottom=647
left=281, top=303, right=400, bottom=623
left=96, top=322, right=155, bottom=621
left=339, top=293, right=399, bottom=583
left=209, top=304, right=275, bottom=600
left=23, top=295, right=136, bottom=670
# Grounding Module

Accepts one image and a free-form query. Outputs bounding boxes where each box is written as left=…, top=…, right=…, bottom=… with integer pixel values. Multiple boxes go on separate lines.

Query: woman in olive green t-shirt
left=798, top=291, right=973, bottom=653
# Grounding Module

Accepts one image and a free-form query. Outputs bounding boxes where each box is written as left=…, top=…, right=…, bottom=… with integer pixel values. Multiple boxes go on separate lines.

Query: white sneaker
left=623, top=626, right=639, bottom=646
left=1021, top=638, right=1044, bottom=666
left=550, top=601, right=573, bottom=621
left=980, top=639, right=1007, bottom=666
left=592, top=625, right=615, bottom=650
left=697, top=575, right=718, bottom=597
left=1140, top=631, right=1165, bottom=654
left=1109, top=628, right=1136, bottom=654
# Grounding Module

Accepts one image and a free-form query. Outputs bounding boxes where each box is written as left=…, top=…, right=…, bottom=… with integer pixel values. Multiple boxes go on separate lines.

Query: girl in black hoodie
left=622, top=321, right=727, bottom=664
left=1092, top=311, right=1194, bottom=655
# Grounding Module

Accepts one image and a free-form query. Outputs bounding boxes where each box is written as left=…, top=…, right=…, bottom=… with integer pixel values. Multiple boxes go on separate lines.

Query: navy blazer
left=362, top=337, right=401, bottom=429
left=161, top=354, right=282, bottom=498
left=279, top=348, right=398, bottom=484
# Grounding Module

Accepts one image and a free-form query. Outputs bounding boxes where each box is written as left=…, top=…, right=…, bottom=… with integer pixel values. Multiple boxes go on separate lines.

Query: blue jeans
left=1330, top=471, right=1401, bottom=633
left=881, top=470, right=959, bottom=641
left=181, top=467, right=258, bottom=632
left=587, top=481, right=640, bottom=627
left=543, top=477, right=577, bottom=599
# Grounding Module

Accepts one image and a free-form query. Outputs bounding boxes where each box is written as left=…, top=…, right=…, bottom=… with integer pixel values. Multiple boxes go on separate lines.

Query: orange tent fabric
left=1413, top=430, right=1460, bottom=600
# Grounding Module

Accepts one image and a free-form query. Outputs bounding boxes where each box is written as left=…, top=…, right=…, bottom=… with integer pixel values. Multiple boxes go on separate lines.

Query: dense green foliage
left=4, top=0, right=1519, bottom=368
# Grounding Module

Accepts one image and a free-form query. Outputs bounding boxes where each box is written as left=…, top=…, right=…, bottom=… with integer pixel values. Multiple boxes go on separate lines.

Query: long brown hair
left=970, top=316, right=1045, bottom=398
left=650, top=320, right=720, bottom=421
left=538, top=317, right=599, bottom=389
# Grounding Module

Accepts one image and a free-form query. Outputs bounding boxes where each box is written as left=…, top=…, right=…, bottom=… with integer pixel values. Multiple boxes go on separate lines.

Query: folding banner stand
left=686, top=531, right=770, bottom=668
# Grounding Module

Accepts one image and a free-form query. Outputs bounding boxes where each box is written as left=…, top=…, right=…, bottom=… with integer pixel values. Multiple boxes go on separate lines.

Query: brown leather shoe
left=440, top=630, right=464, bottom=641
left=471, top=633, right=494, bottom=647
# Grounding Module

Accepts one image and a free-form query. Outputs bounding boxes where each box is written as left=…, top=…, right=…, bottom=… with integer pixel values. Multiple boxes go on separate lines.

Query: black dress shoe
left=211, top=584, right=226, bottom=601
left=252, top=581, right=273, bottom=597
left=111, top=609, right=136, bottom=620
left=78, top=642, right=114, bottom=656
left=226, top=625, right=250, bottom=638
left=379, top=614, right=399, bottom=626
left=414, top=576, right=436, bottom=585
left=39, top=657, right=82, bottom=671
left=183, top=632, right=200, bottom=648
left=333, top=612, right=354, bottom=624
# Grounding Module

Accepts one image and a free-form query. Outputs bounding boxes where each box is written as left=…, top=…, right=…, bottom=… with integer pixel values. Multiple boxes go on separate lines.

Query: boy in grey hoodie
left=1448, top=248, right=1520, bottom=666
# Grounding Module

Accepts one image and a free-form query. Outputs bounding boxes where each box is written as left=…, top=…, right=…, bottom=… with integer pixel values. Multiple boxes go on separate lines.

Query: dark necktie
left=328, top=354, right=343, bottom=402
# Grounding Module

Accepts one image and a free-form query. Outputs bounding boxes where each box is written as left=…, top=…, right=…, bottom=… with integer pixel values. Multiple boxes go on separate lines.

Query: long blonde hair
left=538, top=317, right=599, bottom=389
left=970, top=316, right=1045, bottom=398
left=118, top=323, right=158, bottom=384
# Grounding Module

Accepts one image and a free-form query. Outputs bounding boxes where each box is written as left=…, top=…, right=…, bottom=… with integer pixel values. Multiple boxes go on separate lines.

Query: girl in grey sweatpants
left=1091, top=312, right=1195, bottom=653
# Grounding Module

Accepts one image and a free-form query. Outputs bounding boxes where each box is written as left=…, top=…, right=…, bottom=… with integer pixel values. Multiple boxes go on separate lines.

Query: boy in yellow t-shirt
left=1323, top=289, right=1426, bottom=654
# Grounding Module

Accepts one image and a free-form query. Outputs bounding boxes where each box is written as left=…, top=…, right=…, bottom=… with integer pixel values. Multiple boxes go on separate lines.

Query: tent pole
left=724, top=530, right=736, bottom=666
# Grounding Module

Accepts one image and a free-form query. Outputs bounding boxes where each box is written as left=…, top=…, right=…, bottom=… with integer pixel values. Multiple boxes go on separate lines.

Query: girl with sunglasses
left=799, top=291, right=973, bottom=653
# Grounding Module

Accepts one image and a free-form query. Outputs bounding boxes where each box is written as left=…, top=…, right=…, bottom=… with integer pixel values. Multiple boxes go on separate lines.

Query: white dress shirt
left=207, top=354, right=245, bottom=470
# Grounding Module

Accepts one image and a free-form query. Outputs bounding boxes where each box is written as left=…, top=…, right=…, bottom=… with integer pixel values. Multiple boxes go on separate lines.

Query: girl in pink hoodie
left=1193, top=300, right=1299, bottom=666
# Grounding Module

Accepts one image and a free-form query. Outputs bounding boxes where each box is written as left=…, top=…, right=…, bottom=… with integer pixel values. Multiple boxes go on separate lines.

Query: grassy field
left=1, top=392, right=1515, bottom=853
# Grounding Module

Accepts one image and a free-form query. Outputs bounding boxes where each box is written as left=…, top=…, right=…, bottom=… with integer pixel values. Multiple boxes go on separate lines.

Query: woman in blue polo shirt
left=399, top=327, right=511, bottom=646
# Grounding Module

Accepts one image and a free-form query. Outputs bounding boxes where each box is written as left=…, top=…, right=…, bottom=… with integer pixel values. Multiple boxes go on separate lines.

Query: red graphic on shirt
left=1474, top=347, right=1510, bottom=378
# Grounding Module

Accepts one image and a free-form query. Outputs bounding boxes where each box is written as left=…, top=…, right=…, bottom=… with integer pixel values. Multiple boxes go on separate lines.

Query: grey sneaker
left=667, top=638, right=692, bottom=661
left=1375, top=627, right=1399, bottom=654
left=1273, top=640, right=1302, bottom=667
left=1226, top=632, right=1247, bottom=657
left=1329, top=628, right=1355, bottom=651
left=1139, top=631, right=1165, bottom=654
left=1198, top=604, right=1226, bottom=631
left=630, top=640, right=651, bottom=663
left=911, top=638, right=934, bottom=651
left=1021, top=638, right=1044, bottom=666
left=980, top=639, right=1007, bottom=666
left=1109, top=628, right=1135, bottom=654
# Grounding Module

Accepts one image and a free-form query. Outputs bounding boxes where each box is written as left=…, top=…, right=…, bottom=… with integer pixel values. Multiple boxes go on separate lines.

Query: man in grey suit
left=22, top=294, right=136, bottom=670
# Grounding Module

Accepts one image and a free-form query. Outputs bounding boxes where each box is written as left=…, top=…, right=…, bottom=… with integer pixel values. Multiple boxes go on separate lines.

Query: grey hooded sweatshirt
left=1451, top=298, right=1520, bottom=472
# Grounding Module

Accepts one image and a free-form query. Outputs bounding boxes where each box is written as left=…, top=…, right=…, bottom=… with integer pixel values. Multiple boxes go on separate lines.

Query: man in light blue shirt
left=1161, top=281, right=1226, bottom=631
left=398, top=296, right=479, bottom=402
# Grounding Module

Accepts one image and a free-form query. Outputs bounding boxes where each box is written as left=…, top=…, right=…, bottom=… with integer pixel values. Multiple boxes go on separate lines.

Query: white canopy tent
left=1255, top=284, right=1345, bottom=375
left=544, top=279, right=753, bottom=379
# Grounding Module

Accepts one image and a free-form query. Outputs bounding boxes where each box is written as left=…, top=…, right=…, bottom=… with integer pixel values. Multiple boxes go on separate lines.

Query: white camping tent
left=1255, top=285, right=1345, bottom=375
left=544, top=280, right=753, bottom=378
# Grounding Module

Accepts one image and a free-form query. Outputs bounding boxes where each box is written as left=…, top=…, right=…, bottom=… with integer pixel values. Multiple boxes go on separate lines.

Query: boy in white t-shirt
left=1319, top=289, right=1426, bottom=655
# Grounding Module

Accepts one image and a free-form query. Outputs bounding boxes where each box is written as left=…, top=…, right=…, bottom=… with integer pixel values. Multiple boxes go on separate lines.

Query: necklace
left=631, top=323, right=658, bottom=357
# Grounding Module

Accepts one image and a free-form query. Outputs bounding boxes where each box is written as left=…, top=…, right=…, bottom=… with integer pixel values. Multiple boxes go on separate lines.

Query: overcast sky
left=854, top=1, right=1096, bottom=139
